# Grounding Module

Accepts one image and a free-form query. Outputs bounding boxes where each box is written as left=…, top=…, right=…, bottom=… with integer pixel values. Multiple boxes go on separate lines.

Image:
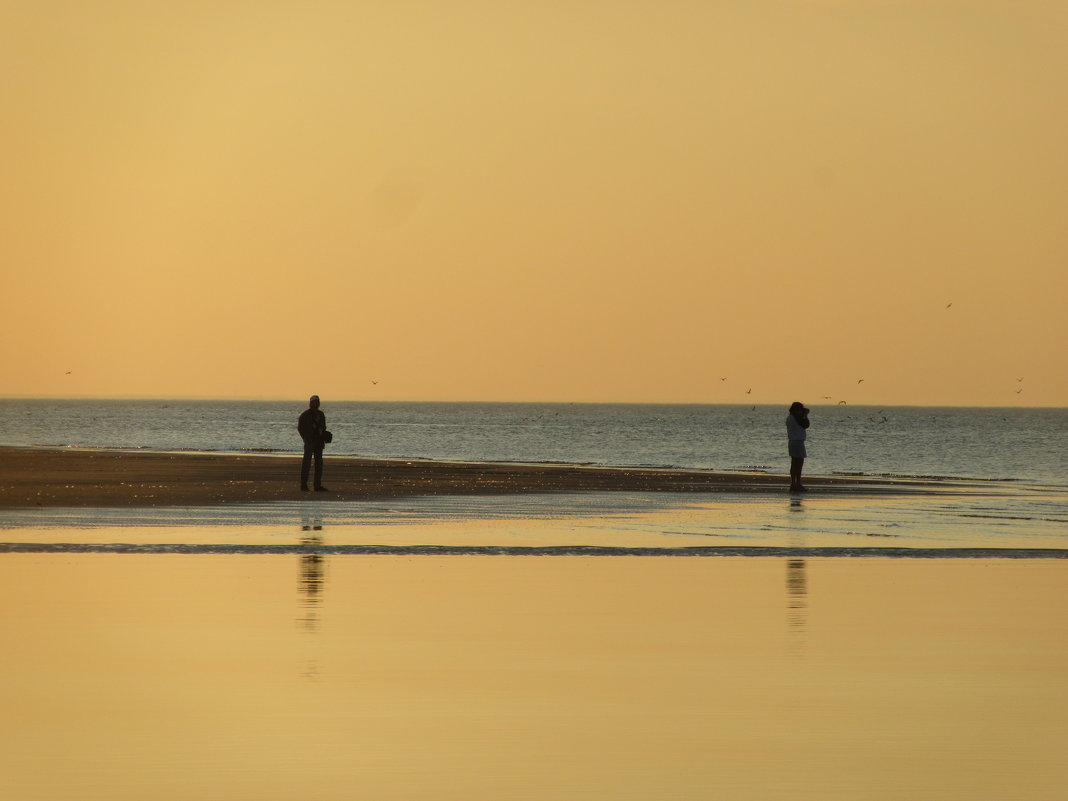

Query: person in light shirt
left=786, top=402, right=810, bottom=492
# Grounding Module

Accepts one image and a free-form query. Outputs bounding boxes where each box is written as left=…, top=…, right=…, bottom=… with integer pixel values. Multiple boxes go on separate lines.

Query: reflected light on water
left=2, top=552, right=1067, bottom=800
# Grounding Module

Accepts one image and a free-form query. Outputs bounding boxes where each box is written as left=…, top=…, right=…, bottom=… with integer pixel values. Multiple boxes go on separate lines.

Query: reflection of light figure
left=786, top=559, right=808, bottom=633
left=782, top=499, right=808, bottom=646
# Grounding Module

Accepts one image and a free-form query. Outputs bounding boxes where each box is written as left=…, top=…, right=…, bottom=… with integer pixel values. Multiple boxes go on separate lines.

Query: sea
left=2, top=399, right=1066, bottom=484
left=1, top=399, right=1066, bottom=552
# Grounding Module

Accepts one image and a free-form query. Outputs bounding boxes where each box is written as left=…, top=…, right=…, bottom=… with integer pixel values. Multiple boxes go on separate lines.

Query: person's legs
left=301, top=445, right=313, bottom=490
left=790, top=457, right=805, bottom=490
left=313, top=446, right=325, bottom=490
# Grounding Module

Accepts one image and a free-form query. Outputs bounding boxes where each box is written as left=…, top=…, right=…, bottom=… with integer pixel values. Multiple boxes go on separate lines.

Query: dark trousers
left=301, top=444, right=324, bottom=489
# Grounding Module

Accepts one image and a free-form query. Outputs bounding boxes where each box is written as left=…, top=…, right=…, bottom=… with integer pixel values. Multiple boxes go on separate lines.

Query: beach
left=0, top=446, right=935, bottom=510
left=2, top=445, right=1066, bottom=799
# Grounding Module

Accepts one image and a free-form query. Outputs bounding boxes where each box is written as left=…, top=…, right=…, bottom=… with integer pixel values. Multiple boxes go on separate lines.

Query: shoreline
left=0, top=445, right=980, bottom=510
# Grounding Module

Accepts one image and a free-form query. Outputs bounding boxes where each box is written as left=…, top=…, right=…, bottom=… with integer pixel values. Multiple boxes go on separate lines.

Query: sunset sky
left=2, top=1, right=1065, bottom=406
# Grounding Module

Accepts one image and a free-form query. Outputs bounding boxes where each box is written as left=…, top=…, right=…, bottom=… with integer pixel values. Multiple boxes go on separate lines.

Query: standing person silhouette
left=786, top=401, right=810, bottom=492
left=298, top=395, right=329, bottom=492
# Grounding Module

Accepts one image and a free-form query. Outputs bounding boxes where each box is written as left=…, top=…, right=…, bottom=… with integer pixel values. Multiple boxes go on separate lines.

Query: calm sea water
left=1, top=399, right=1066, bottom=486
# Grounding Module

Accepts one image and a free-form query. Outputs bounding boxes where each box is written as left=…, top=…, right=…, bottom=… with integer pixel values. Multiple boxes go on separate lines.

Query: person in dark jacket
left=298, top=395, right=328, bottom=491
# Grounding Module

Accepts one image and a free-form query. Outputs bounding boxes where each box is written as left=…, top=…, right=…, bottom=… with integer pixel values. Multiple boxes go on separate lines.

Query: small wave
left=958, top=513, right=1068, bottom=524
left=32, top=443, right=151, bottom=451
left=1, top=543, right=1065, bottom=558
left=830, top=470, right=1023, bottom=483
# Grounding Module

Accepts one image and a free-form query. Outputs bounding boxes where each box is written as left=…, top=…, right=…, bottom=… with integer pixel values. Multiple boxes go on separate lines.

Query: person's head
left=309, top=395, right=320, bottom=410
left=789, top=401, right=807, bottom=416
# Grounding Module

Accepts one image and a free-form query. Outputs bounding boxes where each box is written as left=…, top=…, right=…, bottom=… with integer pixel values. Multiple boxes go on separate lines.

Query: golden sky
left=2, top=0, right=1065, bottom=406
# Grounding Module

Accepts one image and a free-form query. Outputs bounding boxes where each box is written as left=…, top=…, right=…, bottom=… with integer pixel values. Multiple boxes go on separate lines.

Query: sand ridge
left=0, top=446, right=938, bottom=509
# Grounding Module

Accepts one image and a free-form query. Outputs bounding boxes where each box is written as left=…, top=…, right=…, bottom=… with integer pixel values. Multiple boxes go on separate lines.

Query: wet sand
left=3, top=448, right=1065, bottom=799
left=0, top=446, right=943, bottom=509
left=1, top=553, right=1065, bottom=800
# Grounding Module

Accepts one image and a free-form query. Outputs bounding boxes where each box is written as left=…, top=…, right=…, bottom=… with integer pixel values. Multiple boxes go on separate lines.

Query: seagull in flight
left=746, top=388, right=752, bottom=395
left=946, top=302, right=953, bottom=308
left=857, top=378, right=864, bottom=384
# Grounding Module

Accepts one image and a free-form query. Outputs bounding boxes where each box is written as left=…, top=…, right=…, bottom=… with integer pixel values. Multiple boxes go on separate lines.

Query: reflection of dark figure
left=298, top=525, right=326, bottom=641
left=786, top=401, right=810, bottom=492
left=298, top=395, right=328, bottom=491
left=300, top=552, right=325, bottom=599
left=299, top=546, right=326, bottom=630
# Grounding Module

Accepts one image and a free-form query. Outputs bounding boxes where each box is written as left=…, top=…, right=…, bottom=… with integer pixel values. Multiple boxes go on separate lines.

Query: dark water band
left=2, top=543, right=1066, bottom=559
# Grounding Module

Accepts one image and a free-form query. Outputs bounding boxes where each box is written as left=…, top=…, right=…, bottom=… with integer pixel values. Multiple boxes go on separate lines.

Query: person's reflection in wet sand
left=298, top=519, right=325, bottom=631
left=298, top=517, right=326, bottom=679
left=784, top=498, right=809, bottom=642
left=786, top=559, right=808, bottom=639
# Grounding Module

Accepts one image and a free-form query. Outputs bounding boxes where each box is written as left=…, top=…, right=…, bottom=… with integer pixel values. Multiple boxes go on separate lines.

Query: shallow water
left=1, top=553, right=1065, bottom=801
left=3, top=485, right=1067, bottom=554
left=3, top=491, right=1065, bottom=799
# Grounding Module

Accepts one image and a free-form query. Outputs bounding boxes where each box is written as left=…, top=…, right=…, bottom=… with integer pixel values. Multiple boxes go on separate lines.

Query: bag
left=323, top=430, right=333, bottom=444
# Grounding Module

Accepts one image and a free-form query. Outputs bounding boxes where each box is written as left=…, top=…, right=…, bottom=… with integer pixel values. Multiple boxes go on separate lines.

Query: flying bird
left=857, top=379, right=864, bottom=384
left=946, top=302, right=953, bottom=308
left=1016, top=377, right=1024, bottom=382
left=1015, top=389, right=1023, bottom=394
left=746, top=388, right=752, bottom=395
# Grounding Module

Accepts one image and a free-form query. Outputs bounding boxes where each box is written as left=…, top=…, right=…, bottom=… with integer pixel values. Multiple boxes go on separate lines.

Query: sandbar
left=0, top=446, right=960, bottom=509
